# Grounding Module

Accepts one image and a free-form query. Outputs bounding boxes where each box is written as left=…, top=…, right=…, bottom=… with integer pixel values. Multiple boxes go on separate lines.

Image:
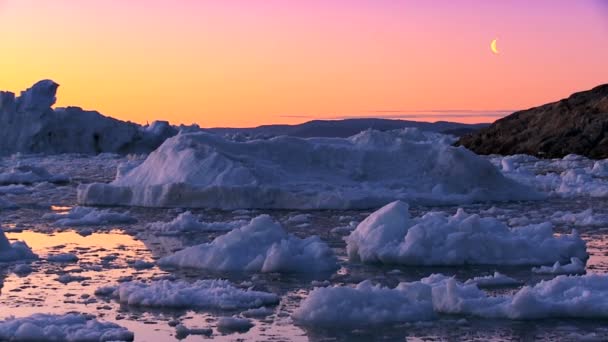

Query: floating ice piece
left=464, top=272, right=522, bottom=287
left=241, top=307, right=274, bottom=318
left=106, top=279, right=279, bottom=310
left=146, top=211, right=245, bottom=234
left=45, top=206, right=136, bottom=226
left=346, top=201, right=587, bottom=266
left=158, top=215, right=338, bottom=273
left=432, top=274, right=608, bottom=319
left=77, top=129, right=539, bottom=209
left=550, top=209, right=608, bottom=227
left=0, top=226, right=37, bottom=262
left=47, top=253, right=79, bottom=263
left=285, top=214, right=311, bottom=224
left=12, top=263, right=33, bottom=275
left=292, top=279, right=437, bottom=326
left=0, top=165, right=68, bottom=185
left=0, top=313, right=133, bottom=342
left=532, top=257, right=586, bottom=275
left=295, top=273, right=608, bottom=326
left=217, top=317, right=253, bottom=332
left=57, top=274, right=90, bottom=284
left=175, top=324, right=212, bottom=339
left=131, top=260, right=155, bottom=270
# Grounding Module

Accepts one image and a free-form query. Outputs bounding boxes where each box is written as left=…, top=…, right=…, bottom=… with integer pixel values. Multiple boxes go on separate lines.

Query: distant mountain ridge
left=458, top=84, right=608, bottom=159
left=206, top=118, right=490, bottom=138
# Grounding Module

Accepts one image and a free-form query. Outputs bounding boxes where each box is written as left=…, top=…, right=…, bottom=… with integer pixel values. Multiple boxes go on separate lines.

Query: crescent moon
left=491, top=39, right=499, bottom=54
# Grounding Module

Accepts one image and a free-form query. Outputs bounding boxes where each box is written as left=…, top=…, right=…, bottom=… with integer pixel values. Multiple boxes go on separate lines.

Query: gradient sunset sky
left=2, top=0, right=608, bottom=127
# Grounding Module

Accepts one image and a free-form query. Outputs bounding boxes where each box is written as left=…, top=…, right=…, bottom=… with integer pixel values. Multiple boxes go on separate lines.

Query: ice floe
left=217, top=316, right=254, bottom=332
left=0, top=165, right=68, bottom=185
left=532, top=257, right=586, bottom=275
left=44, top=206, right=136, bottom=226
left=77, top=129, right=539, bottom=209
left=494, top=154, right=608, bottom=198
left=0, top=313, right=133, bottom=341
left=292, top=279, right=437, bottom=326
left=463, top=272, right=522, bottom=287
left=294, top=273, right=608, bottom=326
left=146, top=211, right=245, bottom=235
left=0, top=226, right=37, bottom=262
left=101, top=279, right=279, bottom=310
left=346, top=201, right=587, bottom=266
left=158, top=215, right=338, bottom=273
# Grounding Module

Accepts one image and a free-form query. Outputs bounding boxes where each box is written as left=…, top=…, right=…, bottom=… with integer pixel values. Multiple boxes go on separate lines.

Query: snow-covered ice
left=346, top=201, right=587, bottom=266
left=146, top=211, right=245, bottom=234
left=217, top=316, right=254, bottom=332
left=293, top=279, right=437, bottom=326
left=77, top=129, right=540, bottom=209
left=0, top=165, right=68, bottom=185
left=44, top=206, right=136, bottom=226
left=0, top=226, right=37, bottom=262
left=0, top=313, right=133, bottom=342
left=158, top=215, right=338, bottom=273
left=47, top=253, right=79, bottom=263
left=532, top=257, right=586, bottom=275
left=463, top=272, right=522, bottom=287
left=295, top=273, right=608, bottom=326
left=103, top=279, right=279, bottom=310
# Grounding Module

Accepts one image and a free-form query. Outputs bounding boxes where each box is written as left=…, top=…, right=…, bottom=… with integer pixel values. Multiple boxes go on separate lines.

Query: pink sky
left=1, top=0, right=607, bottom=126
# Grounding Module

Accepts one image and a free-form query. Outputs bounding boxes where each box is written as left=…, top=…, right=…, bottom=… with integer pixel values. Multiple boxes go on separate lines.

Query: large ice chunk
left=0, top=225, right=37, bottom=262
left=294, top=273, right=608, bottom=326
left=0, top=313, right=133, bottom=342
left=102, top=279, right=279, bottom=310
left=158, top=215, right=338, bottom=273
left=346, top=201, right=587, bottom=266
left=77, top=129, right=539, bottom=209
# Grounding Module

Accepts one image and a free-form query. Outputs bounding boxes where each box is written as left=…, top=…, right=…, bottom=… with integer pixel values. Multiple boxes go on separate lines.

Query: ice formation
left=494, top=154, right=608, bottom=198
left=147, top=211, right=246, bottom=234
left=294, top=273, right=608, bottom=326
left=346, top=201, right=587, bottom=266
left=292, top=279, right=437, bottom=326
left=532, top=257, right=586, bottom=275
left=0, top=313, right=133, bottom=341
left=44, top=206, right=136, bottom=226
left=0, top=226, right=37, bottom=262
left=0, top=80, right=177, bottom=155
left=463, top=272, right=522, bottom=287
left=0, top=165, right=68, bottom=185
left=47, top=253, right=79, bottom=263
left=77, top=129, right=539, bottom=209
left=102, top=279, right=279, bottom=310
left=217, top=316, right=253, bottom=332
left=158, top=215, right=338, bottom=273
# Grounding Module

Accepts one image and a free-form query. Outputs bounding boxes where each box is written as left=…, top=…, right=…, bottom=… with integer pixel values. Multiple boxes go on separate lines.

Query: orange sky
left=1, top=0, right=608, bottom=127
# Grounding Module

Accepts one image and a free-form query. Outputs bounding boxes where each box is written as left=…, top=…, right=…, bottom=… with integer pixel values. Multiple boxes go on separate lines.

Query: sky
left=1, top=0, right=608, bottom=127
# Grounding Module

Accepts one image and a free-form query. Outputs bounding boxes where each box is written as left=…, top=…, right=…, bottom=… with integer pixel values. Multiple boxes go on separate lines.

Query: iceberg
left=78, top=129, right=540, bottom=209
left=0, top=80, right=177, bottom=155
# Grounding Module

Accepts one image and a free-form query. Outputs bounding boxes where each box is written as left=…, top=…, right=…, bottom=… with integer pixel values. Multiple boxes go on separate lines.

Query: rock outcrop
left=0, top=80, right=177, bottom=155
left=458, top=84, right=608, bottom=159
